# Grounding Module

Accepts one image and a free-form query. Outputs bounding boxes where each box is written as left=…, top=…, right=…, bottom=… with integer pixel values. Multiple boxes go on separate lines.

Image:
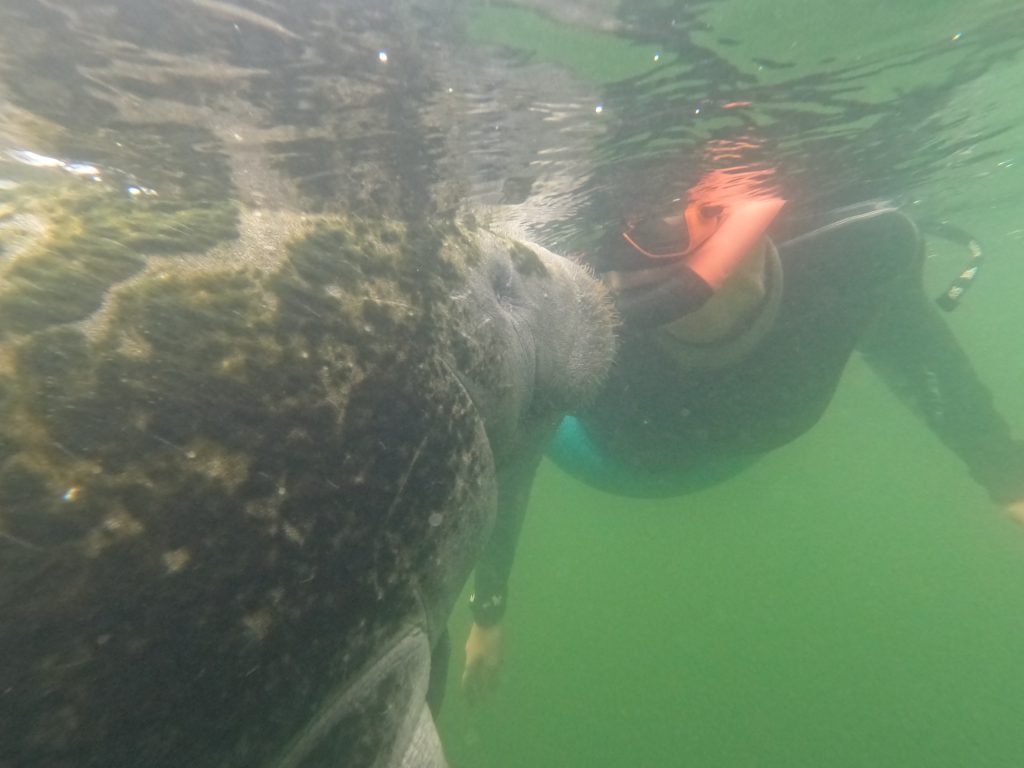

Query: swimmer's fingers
left=1005, top=499, right=1024, bottom=526
left=461, top=622, right=504, bottom=705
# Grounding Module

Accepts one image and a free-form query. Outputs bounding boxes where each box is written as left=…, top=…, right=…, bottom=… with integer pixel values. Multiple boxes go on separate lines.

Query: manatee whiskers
left=0, top=530, right=46, bottom=552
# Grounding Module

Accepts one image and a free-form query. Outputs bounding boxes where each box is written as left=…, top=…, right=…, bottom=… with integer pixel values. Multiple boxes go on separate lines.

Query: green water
left=439, top=2, right=1024, bottom=765
left=440, top=357, right=1024, bottom=766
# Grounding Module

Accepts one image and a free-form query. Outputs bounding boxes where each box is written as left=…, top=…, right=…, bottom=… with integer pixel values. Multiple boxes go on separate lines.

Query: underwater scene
left=0, top=1, right=1022, bottom=766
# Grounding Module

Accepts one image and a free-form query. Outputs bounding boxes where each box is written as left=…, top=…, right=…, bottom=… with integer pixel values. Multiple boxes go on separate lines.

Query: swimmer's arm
left=471, top=448, right=542, bottom=626
left=858, top=261, right=1024, bottom=506
left=462, top=446, right=544, bottom=701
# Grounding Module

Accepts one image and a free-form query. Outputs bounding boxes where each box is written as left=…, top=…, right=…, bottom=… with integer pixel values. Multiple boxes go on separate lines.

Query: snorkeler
left=460, top=156, right=1024, bottom=702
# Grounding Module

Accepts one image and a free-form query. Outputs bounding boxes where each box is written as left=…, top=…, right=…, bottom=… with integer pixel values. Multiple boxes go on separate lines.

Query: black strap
left=923, top=221, right=984, bottom=312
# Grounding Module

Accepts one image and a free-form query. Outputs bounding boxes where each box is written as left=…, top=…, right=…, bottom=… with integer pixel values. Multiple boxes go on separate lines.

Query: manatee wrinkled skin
left=0, top=198, right=614, bottom=767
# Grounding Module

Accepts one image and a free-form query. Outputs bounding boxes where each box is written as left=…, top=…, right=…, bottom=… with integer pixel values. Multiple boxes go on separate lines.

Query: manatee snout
left=458, top=230, right=617, bottom=458
left=517, top=240, right=618, bottom=410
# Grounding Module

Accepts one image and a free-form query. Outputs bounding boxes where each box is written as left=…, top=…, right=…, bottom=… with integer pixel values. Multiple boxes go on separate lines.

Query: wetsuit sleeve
left=858, top=244, right=1024, bottom=505
left=470, top=447, right=545, bottom=626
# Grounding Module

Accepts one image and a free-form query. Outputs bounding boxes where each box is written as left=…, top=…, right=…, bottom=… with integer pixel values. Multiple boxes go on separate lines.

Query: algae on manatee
left=0, top=172, right=237, bottom=336
left=0, top=205, right=532, bottom=767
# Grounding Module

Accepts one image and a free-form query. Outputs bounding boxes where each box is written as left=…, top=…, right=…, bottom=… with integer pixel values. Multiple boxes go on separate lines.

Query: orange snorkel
left=622, top=165, right=785, bottom=285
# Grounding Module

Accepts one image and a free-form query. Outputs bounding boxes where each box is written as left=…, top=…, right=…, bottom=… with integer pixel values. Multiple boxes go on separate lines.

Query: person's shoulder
left=776, top=201, right=921, bottom=276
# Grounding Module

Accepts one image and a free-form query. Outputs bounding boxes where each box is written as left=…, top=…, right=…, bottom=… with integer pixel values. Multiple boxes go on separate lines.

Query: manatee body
left=0, top=195, right=614, bottom=767
left=0, top=3, right=615, bottom=764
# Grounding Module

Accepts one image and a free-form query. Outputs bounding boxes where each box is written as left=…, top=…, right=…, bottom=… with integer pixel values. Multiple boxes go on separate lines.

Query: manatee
left=0, top=1, right=616, bottom=766
left=0, top=165, right=614, bottom=768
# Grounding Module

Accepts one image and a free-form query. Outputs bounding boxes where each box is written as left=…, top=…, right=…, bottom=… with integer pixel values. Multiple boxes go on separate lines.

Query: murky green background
left=2, top=0, right=1020, bottom=764
left=439, top=2, right=1024, bottom=765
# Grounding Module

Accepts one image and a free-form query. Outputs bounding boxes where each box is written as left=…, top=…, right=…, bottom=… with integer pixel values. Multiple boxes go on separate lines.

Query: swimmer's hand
left=462, top=622, right=504, bottom=704
left=1006, top=499, right=1024, bottom=526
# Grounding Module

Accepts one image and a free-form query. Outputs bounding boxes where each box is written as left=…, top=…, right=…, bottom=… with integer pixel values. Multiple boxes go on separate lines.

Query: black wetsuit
left=469, top=203, right=1024, bottom=629
left=583, top=203, right=1024, bottom=498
